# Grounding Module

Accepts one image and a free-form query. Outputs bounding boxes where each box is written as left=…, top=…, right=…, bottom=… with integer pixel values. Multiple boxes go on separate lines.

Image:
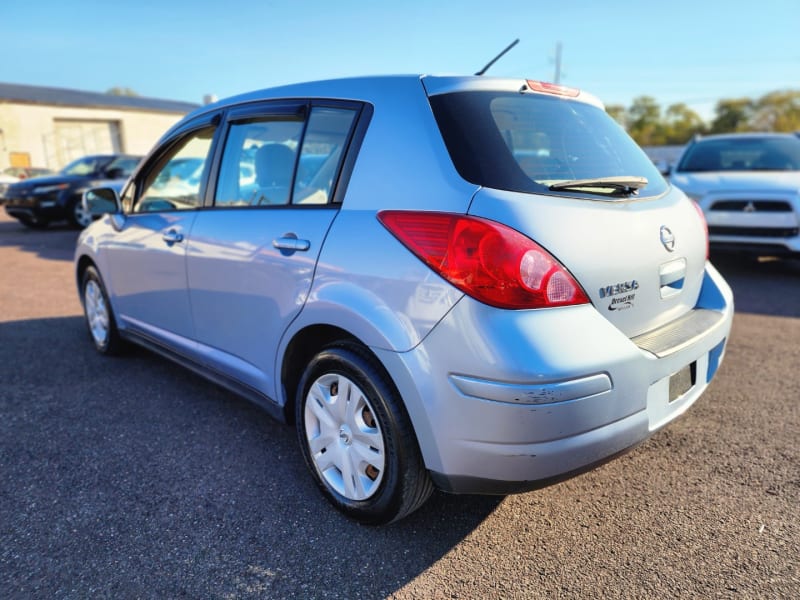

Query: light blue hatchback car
left=75, top=75, right=733, bottom=524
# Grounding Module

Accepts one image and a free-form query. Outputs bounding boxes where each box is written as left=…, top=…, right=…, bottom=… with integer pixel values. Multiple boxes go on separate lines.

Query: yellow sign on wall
left=9, top=152, right=31, bottom=168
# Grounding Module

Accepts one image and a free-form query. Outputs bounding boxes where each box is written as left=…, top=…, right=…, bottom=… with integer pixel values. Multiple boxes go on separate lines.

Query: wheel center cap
left=339, top=425, right=352, bottom=446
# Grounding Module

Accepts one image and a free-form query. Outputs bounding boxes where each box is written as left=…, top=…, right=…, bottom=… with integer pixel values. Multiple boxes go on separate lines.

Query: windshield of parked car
left=105, top=156, right=140, bottom=177
left=61, top=156, right=109, bottom=176
left=676, top=136, right=800, bottom=172
left=428, top=91, right=667, bottom=198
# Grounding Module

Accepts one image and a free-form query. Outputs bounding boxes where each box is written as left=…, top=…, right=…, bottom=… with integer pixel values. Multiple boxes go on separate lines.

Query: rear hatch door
left=469, top=186, right=706, bottom=337
left=424, top=76, right=707, bottom=337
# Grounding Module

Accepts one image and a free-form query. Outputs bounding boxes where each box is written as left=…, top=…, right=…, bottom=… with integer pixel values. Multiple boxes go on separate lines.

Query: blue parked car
left=75, top=75, right=733, bottom=524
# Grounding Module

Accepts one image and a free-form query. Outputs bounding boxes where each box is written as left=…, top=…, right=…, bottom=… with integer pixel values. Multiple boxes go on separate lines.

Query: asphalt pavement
left=1, top=211, right=798, bottom=599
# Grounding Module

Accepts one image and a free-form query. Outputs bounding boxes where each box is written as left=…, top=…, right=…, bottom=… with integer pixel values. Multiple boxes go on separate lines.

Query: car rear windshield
left=428, top=91, right=667, bottom=198
left=676, top=136, right=800, bottom=172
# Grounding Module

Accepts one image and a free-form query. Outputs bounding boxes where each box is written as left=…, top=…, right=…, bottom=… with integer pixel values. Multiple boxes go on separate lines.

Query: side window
left=213, top=106, right=357, bottom=208
left=293, top=107, right=357, bottom=205
left=133, top=126, right=215, bottom=213
left=215, top=118, right=304, bottom=207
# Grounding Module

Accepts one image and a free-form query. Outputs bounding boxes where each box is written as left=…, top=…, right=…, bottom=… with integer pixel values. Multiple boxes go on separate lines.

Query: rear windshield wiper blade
left=548, top=176, right=648, bottom=195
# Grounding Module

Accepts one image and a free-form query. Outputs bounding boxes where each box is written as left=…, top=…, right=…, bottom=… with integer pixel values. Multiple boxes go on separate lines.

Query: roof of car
left=0, top=82, right=199, bottom=114
left=187, top=74, right=604, bottom=120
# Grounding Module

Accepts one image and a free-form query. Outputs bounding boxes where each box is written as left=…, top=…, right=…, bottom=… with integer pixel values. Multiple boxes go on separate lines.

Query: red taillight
left=378, top=211, right=589, bottom=309
left=691, top=201, right=709, bottom=259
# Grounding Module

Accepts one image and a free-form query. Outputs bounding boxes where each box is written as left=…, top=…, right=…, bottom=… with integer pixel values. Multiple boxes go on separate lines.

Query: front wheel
left=67, top=197, right=93, bottom=229
left=295, top=344, right=433, bottom=525
left=81, top=265, right=125, bottom=355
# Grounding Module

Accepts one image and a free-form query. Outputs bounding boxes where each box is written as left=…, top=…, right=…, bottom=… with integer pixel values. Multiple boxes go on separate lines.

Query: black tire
left=295, top=343, right=433, bottom=525
left=81, top=265, right=125, bottom=355
left=67, top=196, right=93, bottom=229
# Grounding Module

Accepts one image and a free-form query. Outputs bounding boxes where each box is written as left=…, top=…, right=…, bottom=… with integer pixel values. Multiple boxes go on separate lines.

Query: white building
left=0, top=82, right=199, bottom=170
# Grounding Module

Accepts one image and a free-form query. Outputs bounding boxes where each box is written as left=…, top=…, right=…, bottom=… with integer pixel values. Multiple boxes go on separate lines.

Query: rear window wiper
left=548, top=176, right=648, bottom=196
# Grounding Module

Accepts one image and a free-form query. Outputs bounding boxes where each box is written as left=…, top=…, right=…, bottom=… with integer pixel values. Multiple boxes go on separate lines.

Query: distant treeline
left=607, top=90, right=800, bottom=146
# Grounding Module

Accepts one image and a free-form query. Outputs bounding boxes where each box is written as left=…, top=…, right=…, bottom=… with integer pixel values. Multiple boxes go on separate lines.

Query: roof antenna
left=475, top=39, right=520, bottom=76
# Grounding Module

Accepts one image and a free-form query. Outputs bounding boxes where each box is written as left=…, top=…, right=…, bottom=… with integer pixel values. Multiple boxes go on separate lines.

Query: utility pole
left=554, top=42, right=562, bottom=84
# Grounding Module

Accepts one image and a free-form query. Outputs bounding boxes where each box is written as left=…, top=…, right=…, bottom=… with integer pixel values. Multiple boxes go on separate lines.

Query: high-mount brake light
left=378, top=211, right=589, bottom=310
left=525, top=80, right=580, bottom=98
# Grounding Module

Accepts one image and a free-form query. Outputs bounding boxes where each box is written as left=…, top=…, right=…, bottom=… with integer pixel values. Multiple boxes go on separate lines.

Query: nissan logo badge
left=660, top=226, right=675, bottom=252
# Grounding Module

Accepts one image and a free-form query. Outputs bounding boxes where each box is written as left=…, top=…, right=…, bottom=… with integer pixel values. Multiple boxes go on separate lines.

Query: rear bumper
left=374, top=263, right=733, bottom=495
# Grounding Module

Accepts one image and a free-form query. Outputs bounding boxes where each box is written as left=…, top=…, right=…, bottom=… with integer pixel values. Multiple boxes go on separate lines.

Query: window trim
left=205, top=98, right=371, bottom=211
left=123, top=112, right=223, bottom=215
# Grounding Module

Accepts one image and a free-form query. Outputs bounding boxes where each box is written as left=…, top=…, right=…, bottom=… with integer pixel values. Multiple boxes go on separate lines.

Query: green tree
left=606, top=104, right=627, bottom=128
left=750, top=90, right=800, bottom=132
left=709, top=98, right=753, bottom=133
left=663, top=103, right=705, bottom=144
left=627, top=96, right=664, bottom=145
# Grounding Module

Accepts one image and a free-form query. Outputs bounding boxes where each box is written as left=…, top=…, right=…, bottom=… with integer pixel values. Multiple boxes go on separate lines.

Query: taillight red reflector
left=525, top=80, right=580, bottom=97
left=378, top=211, right=589, bottom=310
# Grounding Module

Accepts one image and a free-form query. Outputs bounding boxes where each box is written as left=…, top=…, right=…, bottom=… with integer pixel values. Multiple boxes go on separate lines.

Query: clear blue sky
left=5, top=0, right=798, bottom=122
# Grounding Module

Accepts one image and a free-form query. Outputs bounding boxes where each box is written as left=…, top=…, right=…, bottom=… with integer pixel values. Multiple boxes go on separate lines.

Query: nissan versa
left=74, top=75, right=733, bottom=524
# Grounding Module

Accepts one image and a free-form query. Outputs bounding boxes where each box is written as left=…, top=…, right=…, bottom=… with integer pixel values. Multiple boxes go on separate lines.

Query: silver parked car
left=75, top=75, right=733, bottom=524
left=670, top=133, right=800, bottom=257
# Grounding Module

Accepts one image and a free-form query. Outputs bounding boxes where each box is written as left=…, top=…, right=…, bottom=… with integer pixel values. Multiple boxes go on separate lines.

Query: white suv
left=670, top=133, right=800, bottom=257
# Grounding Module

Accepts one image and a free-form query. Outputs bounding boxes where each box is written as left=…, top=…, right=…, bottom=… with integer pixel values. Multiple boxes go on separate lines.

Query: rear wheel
left=295, top=343, right=433, bottom=524
left=81, top=265, right=125, bottom=355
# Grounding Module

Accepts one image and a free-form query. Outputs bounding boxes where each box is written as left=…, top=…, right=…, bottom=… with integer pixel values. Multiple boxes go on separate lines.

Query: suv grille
left=710, top=200, right=793, bottom=212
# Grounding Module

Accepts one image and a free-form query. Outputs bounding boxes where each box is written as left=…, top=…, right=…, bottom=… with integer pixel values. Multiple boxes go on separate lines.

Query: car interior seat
left=253, top=143, right=296, bottom=205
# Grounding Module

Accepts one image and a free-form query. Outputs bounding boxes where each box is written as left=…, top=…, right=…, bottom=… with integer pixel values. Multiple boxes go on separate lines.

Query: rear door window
left=213, top=105, right=357, bottom=208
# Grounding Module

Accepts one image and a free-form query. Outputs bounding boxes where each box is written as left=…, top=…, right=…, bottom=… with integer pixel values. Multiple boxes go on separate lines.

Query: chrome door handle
left=273, top=237, right=311, bottom=252
left=162, top=230, right=184, bottom=244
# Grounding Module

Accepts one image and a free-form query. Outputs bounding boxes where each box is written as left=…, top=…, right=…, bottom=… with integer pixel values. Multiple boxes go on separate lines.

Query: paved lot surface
left=1, top=211, right=798, bottom=599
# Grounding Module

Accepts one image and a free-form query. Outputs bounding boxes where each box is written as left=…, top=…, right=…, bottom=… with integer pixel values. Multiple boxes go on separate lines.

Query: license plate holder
left=669, top=362, right=696, bottom=402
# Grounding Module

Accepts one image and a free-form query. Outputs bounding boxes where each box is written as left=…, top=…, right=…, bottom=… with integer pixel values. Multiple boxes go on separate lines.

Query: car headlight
left=32, top=183, right=69, bottom=194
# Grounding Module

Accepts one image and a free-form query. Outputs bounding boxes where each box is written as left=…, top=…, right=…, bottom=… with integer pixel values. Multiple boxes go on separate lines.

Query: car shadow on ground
left=710, top=252, right=800, bottom=319
left=0, top=217, right=79, bottom=262
left=1, top=316, right=502, bottom=598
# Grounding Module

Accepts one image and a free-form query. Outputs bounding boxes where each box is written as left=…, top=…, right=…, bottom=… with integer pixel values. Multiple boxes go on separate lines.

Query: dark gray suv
left=4, top=154, right=140, bottom=229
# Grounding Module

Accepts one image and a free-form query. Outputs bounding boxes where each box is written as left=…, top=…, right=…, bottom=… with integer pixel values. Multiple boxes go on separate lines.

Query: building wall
left=0, top=102, right=187, bottom=170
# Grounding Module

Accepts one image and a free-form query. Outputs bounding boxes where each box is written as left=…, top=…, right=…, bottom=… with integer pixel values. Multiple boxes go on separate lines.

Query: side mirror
left=82, top=187, right=121, bottom=217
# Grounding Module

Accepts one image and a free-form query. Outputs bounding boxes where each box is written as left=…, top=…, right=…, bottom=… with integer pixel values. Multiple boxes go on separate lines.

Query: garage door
left=54, top=120, right=122, bottom=167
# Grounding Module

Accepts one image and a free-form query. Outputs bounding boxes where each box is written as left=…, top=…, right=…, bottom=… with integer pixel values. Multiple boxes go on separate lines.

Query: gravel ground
left=1, top=213, right=797, bottom=599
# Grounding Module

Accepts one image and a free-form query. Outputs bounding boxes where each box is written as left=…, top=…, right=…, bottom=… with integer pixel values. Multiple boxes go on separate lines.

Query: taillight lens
left=691, top=201, right=709, bottom=259
left=378, top=211, right=589, bottom=309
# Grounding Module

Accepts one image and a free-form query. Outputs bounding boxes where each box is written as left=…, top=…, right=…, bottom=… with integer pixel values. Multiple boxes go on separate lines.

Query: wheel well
left=75, top=255, right=95, bottom=295
left=281, top=325, right=360, bottom=424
